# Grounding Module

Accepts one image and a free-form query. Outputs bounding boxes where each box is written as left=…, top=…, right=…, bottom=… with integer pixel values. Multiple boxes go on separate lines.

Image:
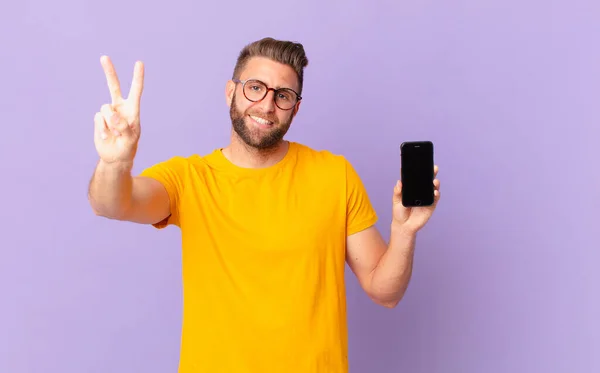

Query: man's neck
left=222, top=136, right=289, bottom=169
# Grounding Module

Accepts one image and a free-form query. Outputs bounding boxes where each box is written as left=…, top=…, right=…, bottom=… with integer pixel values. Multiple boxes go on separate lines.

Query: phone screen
left=401, top=141, right=434, bottom=207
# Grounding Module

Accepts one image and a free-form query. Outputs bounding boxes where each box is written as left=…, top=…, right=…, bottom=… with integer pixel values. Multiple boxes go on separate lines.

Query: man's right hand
left=89, top=55, right=171, bottom=225
left=94, top=55, right=145, bottom=165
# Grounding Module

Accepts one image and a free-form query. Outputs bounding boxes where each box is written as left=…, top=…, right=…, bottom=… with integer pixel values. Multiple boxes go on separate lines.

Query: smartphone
left=400, top=141, right=435, bottom=207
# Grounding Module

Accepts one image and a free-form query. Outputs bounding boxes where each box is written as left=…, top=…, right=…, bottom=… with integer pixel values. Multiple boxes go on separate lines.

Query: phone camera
left=414, top=200, right=422, bottom=206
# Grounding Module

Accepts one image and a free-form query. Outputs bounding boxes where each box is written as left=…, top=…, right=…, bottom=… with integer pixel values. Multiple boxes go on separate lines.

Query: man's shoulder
left=143, top=153, right=205, bottom=168
left=292, top=142, right=349, bottom=165
left=139, top=151, right=216, bottom=179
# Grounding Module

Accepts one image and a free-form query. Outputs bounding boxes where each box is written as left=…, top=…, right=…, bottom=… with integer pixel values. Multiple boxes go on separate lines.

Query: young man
left=88, top=37, right=440, bottom=372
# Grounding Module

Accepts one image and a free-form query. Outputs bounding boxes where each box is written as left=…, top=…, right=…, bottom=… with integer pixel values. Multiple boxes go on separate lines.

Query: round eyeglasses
left=232, top=79, right=301, bottom=110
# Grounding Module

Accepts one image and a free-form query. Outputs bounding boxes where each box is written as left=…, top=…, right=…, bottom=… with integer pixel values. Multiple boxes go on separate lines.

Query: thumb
left=393, top=180, right=403, bottom=204
left=101, top=104, right=133, bottom=137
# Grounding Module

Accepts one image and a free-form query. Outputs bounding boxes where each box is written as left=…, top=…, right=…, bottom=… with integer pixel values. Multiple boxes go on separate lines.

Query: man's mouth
left=248, top=115, right=274, bottom=128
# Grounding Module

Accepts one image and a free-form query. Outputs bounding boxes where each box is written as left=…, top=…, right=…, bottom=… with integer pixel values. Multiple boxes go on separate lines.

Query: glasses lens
left=274, top=89, right=296, bottom=110
left=243, top=80, right=267, bottom=101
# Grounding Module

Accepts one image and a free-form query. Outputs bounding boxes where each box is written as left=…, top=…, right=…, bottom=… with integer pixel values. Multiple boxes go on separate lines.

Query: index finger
left=100, top=55, right=123, bottom=104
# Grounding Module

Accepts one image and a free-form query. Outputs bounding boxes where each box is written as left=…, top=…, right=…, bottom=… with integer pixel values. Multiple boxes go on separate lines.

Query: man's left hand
left=392, top=165, right=440, bottom=234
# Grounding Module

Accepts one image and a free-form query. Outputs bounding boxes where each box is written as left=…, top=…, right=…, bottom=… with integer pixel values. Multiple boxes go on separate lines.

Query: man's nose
left=256, top=89, right=276, bottom=112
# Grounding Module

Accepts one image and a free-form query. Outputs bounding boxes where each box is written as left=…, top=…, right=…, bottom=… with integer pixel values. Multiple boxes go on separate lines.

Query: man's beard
left=229, top=92, right=292, bottom=151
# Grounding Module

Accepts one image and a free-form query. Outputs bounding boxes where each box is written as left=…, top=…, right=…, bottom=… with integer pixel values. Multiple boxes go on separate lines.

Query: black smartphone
left=400, top=141, right=435, bottom=207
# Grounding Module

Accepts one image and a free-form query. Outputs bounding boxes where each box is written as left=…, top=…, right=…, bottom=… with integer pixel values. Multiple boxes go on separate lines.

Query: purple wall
left=2, top=0, right=599, bottom=372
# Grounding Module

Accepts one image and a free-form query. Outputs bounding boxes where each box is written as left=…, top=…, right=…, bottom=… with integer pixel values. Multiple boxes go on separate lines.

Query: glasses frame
left=232, top=78, right=302, bottom=111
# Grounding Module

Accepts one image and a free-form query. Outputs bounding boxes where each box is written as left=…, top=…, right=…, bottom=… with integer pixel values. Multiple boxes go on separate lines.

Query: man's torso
left=140, top=142, right=375, bottom=372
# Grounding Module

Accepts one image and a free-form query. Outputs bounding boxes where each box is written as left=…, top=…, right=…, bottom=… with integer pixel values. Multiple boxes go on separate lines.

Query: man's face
left=227, top=57, right=301, bottom=150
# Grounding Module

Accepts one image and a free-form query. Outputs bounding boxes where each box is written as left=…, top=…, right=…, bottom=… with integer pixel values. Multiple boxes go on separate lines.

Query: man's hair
left=232, top=37, right=309, bottom=95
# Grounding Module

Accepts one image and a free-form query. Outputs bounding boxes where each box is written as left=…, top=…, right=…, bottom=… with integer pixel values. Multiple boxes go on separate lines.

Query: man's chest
left=179, top=174, right=347, bottom=254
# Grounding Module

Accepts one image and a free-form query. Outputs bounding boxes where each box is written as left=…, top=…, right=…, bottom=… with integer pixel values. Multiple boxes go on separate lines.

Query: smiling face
left=226, top=56, right=301, bottom=150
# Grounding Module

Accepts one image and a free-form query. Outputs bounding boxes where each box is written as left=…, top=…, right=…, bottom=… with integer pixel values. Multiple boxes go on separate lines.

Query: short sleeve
left=345, top=158, right=378, bottom=236
left=138, top=156, right=188, bottom=229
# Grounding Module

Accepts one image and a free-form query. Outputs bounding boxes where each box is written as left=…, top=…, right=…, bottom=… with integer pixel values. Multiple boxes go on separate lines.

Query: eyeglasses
left=232, top=79, right=301, bottom=110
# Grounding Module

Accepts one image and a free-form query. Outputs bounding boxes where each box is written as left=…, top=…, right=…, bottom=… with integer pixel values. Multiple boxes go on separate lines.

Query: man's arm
left=346, top=224, right=416, bottom=308
left=88, top=159, right=170, bottom=225
left=346, top=167, right=440, bottom=308
left=89, top=55, right=172, bottom=225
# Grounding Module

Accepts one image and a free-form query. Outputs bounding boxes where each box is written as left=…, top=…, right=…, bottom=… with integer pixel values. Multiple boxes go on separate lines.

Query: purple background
left=1, top=0, right=599, bottom=372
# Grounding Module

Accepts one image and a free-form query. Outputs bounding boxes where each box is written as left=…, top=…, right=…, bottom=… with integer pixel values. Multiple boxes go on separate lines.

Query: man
left=88, top=37, right=440, bottom=372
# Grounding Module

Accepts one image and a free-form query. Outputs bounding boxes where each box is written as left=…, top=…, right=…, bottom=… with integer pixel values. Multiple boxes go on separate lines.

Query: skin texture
left=88, top=53, right=441, bottom=309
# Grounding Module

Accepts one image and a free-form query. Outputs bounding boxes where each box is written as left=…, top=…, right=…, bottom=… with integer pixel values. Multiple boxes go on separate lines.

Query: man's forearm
left=369, top=223, right=417, bottom=308
left=88, top=159, right=134, bottom=219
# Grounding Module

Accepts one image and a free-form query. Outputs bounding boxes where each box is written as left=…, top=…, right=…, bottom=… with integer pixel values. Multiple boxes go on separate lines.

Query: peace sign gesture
left=94, top=56, right=145, bottom=164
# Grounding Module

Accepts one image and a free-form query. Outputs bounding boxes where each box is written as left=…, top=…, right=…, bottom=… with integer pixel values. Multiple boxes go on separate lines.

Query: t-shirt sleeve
left=345, top=158, right=378, bottom=236
left=138, top=156, right=188, bottom=229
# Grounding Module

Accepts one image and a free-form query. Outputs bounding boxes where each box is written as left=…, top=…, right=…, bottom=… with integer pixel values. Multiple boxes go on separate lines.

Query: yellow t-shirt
left=139, top=141, right=378, bottom=373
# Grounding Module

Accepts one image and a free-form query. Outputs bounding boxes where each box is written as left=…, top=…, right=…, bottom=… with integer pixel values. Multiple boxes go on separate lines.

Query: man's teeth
left=250, top=115, right=272, bottom=125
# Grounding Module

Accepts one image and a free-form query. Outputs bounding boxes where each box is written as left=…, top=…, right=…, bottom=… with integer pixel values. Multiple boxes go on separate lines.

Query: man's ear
left=225, top=80, right=236, bottom=107
left=292, top=100, right=302, bottom=117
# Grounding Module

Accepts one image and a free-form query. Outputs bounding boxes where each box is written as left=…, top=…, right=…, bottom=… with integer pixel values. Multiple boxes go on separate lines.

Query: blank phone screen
left=401, top=142, right=434, bottom=206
